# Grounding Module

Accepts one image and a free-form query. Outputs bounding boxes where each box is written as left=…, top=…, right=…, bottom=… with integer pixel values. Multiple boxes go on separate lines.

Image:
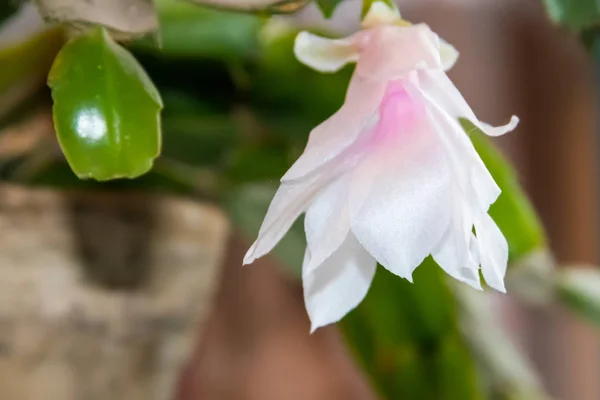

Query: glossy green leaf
left=48, top=27, right=163, bottom=181
left=542, top=0, right=600, bottom=31
left=315, top=0, right=343, bottom=18
left=462, top=119, right=547, bottom=261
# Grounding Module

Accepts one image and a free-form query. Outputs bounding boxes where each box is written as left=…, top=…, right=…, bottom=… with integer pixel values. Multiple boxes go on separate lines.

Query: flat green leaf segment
left=543, top=0, right=600, bottom=30
left=48, top=27, right=163, bottom=181
left=462, top=119, right=547, bottom=261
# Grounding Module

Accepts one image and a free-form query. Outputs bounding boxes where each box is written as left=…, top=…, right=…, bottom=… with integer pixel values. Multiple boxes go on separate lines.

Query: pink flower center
left=370, top=81, right=423, bottom=146
left=337, top=80, right=427, bottom=171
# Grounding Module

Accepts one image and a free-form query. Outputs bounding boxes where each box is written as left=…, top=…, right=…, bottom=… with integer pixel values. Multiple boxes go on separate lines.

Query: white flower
left=244, top=2, right=519, bottom=332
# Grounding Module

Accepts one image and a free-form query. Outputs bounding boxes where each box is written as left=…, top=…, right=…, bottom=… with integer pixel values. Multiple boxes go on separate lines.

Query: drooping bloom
left=244, top=2, right=519, bottom=332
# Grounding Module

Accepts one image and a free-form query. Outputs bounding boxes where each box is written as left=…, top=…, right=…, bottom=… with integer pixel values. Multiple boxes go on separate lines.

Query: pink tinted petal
left=353, top=24, right=443, bottom=81
left=281, top=76, right=388, bottom=182
left=303, top=232, right=376, bottom=333
left=348, top=83, right=452, bottom=280
left=304, top=173, right=352, bottom=275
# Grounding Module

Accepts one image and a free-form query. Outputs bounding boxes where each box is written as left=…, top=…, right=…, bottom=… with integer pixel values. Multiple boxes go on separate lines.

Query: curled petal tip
left=478, top=115, right=520, bottom=137
left=294, top=31, right=359, bottom=73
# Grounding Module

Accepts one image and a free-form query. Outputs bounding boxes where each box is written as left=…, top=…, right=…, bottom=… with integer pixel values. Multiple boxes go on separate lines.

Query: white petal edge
left=304, top=173, right=352, bottom=275
left=294, top=31, right=360, bottom=73
left=244, top=173, right=327, bottom=265
left=416, top=68, right=519, bottom=137
left=431, top=188, right=482, bottom=290
left=475, top=213, right=508, bottom=292
left=407, top=72, right=502, bottom=212
left=434, top=228, right=483, bottom=290
left=303, top=233, right=376, bottom=333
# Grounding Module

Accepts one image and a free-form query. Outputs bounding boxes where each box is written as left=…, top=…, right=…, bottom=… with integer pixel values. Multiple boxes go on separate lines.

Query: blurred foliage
left=148, top=0, right=263, bottom=59
left=557, top=267, right=600, bottom=328
left=0, top=2, right=21, bottom=21
left=0, top=3, right=62, bottom=120
left=542, top=0, right=600, bottom=31
left=341, top=261, right=484, bottom=400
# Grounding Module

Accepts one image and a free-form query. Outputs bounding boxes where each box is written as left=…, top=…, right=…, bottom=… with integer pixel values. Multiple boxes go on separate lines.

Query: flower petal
left=281, top=76, right=388, bottom=182
left=407, top=72, right=501, bottom=211
left=294, top=31, right=360, bottom=73
left=430, top=176, right=481, bottom=289
left=353, top=25, right=445, bottom=81
left=416, top=68, right=518, bottom=137
left=475, top=213, right=508, bottom=292
left=304, top=173, right=352, bottom=275
left=348, top=84, right=452, bottom=281
left=244, top=173, right=328, bottom=265
left=285, top=25, right=451, bottom=183
left=433, top=225, right=482, bottom=290
left=303, top=232, right=376, bottom=332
